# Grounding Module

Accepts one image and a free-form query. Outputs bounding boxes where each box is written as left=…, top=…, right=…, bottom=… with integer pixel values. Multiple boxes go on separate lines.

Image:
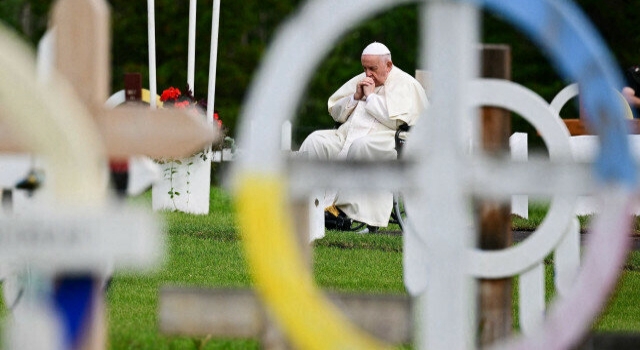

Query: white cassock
left=299, top=66, right=428, bottom=227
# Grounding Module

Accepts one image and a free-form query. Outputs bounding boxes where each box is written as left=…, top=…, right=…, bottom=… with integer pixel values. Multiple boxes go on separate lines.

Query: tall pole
left=187, top=0, right=197, bottom=93
left=206, top=0, right=221, bottom=125
left=147, top=0, right=157, bottom=109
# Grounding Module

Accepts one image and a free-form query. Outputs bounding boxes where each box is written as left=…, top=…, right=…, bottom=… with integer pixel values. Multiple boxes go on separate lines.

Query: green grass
left=2, top=190, right=640, bottom=348
left=511, top=200, right=592, bottom=232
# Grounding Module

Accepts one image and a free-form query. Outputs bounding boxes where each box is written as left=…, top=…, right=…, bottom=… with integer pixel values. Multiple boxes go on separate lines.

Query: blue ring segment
left=464, top=0, right=636, bottom=187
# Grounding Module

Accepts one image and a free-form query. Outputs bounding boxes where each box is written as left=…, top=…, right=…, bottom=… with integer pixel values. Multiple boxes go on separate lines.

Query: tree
left=0, top=0, right=638, bottom=145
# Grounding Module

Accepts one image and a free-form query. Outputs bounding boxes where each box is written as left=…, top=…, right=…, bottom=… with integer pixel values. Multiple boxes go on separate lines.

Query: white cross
left=0, top=0, right=218, bottom=159
left=0, top=0, right=218, bottom=348
left=234, top=0, right=636, bottom=349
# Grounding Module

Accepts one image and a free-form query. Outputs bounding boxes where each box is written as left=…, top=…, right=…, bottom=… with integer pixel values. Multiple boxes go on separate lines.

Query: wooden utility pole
left=478, top=44, right=513, bottom=348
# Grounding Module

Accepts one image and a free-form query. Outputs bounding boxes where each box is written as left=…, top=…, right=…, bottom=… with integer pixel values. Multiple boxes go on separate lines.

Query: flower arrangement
left=160, top=86, right=204, bottom=111
left=159, top=85, right=225, bottom=143
left=156, top=85, right=225, bottom=210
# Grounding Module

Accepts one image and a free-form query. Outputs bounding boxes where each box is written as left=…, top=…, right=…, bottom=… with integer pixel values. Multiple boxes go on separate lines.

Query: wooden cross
left=0, top=0, right=218, bottom=159
left=159, top=288, right=411, bottom=348
left=0, top=1, right=217, bottom=349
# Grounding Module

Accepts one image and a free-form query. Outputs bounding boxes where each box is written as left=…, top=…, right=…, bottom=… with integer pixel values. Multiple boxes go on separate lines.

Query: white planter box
left=152, top=152, right=211, bottom=214
left=212, top=148, right=235, bottom=162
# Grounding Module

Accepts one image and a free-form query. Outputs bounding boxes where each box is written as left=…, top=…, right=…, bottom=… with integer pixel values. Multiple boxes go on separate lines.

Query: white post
left=555, top=217, right=581, bottom=298
left=187, top=0, right=197, bottom=93
left=413, top=1, right=480, bottom=349
left=147, top=0, right=157, bottom=109
left=281, top=120, right=292, bottom=151
left=206, top=0, right=221, bottom=125
left=519, top=263, right=545, bottom=335
left=308, top=191, right=324, bottom=242
left=510, top=132, right=529, bottom=218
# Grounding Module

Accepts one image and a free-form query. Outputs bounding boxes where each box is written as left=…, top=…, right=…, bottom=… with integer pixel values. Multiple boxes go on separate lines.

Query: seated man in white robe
left=299, top=42, right=428, bottom=232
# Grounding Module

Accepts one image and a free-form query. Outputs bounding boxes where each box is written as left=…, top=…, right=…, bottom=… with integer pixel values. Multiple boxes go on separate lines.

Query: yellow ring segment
left=141, top=89, right=163, bottom=108
left=236, top=174, right=390, bottom=350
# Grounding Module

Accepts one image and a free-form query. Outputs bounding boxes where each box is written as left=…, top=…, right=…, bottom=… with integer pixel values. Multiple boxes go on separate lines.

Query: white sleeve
left=364, top=94, right=396, bottom=129
left=329, top=95, right=358, bottom=123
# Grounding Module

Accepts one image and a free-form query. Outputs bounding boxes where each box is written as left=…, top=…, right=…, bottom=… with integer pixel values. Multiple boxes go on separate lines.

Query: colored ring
left=104, top=89, right=163, bottom=109
left=551, top=83, right=634, bottom=120
left=464, top=80, right=577, bottom=278
left=234, top=0, right=635, bottom=349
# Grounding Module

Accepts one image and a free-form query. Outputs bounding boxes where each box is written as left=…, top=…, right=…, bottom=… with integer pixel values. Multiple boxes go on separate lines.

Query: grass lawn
left=1, top=188, right=640, bottom=349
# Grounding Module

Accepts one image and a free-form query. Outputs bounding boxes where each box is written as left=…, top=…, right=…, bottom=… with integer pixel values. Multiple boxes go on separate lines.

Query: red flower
left=214, top=112, right=223, bottom=128
left=160, top=87, right=181, bottom=102
left=174, top=101, right=190, bottom=109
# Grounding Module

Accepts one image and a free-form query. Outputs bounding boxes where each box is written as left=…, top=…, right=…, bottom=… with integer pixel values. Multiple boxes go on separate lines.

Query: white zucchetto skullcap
left=362, top=42, right=391, bottom=56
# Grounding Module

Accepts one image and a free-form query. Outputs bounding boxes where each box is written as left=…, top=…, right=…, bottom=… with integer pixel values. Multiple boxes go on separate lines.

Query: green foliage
left=314, top=246, right=404, bottom=293
left=0, top=0, right=49, bottom=44
left=295, top=4, right=419, bottom=146
left=1, top=1, right=639, bottom=147
left=511, top=201, right=551, bottom=231
left=595, top=252, right=640, bottom=331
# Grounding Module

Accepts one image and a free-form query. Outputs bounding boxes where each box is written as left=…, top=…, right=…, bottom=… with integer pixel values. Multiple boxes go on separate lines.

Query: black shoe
left=325, top=210, right=352, bottom=231
left=15, top=169, right=43, bottom=192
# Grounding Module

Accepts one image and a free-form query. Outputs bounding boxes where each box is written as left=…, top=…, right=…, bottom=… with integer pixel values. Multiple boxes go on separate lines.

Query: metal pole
left=187, top=0, right=197, bottom=93
left=206, top=0, right=221, bottom=125
left=147, top=0, right=157, bottom=109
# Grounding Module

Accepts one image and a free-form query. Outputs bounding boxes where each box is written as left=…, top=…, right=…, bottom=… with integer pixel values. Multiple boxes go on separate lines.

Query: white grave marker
left=0, top=18, right=163, bottom=349
left=0, top=0, right=218, bottom=347
left=233, top=0, right=636, bottom=349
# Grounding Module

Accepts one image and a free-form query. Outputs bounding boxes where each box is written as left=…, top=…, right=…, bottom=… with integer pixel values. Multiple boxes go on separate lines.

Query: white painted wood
left=411, top=2, right=480, bottom=349
left=0, top=156, right=32, bottom=188
left=128, top=156, right=161, bottom=196
left=0, top=16, right=164, bottom=349
left=0, top=205, right=163, bottom=272
left=519, top=263, right=545, bottom=335
left=99, top=107, right=216, bottom=159
left=465, top=80, right=575, bottom=279
left=403, top=217, right=429, bottom=295
left=414, top=69, right=430, bottom=97
left=146, top=0, right=216, bottom=214
left=233, top=0, right=632, bottom=348
left=550, top=84, right=638, bottom=216
left=0, top=107, right=217, bottom=158
left=510, top=132, right=528, bottom=219
left=308, top=191, right=324, bottom=242
left=104, top=90, right=126, bottom=108
left=147, top=0, right=157, bottom=109
left=281, top=120, right=292, bottom=151
left=555, top=217, right=581, bottom=298
left=6, top=298, right=65, bottom=350
left=550, top=83, right=579, bottom=115
left=152, top=155, right=211, bottom=214
left=206, top=0, right=221, bottom=125
left=160, top=287, right=411, bottom=344
left=36, top=30, right=54, bottom=83
left=570, top=135, right=640, bottom=215
left=188, top=0, right=197, bottom=93
left=52, top=0, right=110, bottom=113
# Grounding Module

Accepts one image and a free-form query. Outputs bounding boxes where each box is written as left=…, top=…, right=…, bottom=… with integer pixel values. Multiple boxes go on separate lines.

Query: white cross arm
left=287, top=156, right=601, bottom=199
left=97, top=107, right=220, bottom=159
left=0, top=123, right=22, bottom=152
left=0, top=204, right=163, bottom=273
left=0, top=108, right=219, bottom=159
